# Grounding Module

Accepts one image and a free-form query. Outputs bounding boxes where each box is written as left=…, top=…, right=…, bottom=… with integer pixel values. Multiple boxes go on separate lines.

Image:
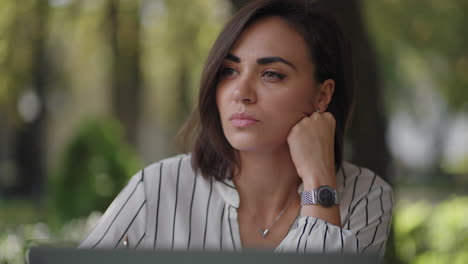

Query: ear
left=315, top=79, right=335, bottom=112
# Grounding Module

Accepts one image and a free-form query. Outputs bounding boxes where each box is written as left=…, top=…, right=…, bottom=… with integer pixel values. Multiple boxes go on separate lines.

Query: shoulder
left=143, top=153, right=193, bottom=178
left=338, top=161, right=393, bottom=212
left=139, top=153, right=202, bottom=193
left=339, top=161, right=392, bottom=194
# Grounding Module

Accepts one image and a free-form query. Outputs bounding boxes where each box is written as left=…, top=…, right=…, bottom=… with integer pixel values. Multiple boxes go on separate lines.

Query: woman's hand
left=287, top=111, right=337, bottom=188
left=288, top=111, right=341, bottom=226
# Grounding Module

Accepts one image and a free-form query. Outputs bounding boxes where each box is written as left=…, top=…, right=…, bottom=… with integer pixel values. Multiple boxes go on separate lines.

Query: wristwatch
left=301, top=185, right=339, bottom=208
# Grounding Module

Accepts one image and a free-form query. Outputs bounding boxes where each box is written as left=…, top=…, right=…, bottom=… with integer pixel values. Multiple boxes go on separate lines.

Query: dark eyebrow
left=226, top=53, right=240, bottom=63
left=257, top=56, right=296, bottom=70
left=225, top=53, right=296, bottom=70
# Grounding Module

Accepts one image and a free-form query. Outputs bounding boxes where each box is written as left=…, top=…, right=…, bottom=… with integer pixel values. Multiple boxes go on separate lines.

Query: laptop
left=29, top=247, right=381, bottom=264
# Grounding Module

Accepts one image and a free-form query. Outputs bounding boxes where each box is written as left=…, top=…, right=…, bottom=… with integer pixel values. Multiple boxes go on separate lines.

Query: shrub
left=48, top=118, right=142, bottom=226
left=394, top=196, right=468, bottom=264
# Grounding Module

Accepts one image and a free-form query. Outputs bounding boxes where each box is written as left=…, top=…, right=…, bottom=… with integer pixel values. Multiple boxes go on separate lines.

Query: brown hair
left=178, top=0, right=354, bottom=181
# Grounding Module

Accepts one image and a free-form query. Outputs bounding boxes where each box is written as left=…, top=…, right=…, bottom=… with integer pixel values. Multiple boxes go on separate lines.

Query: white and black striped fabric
left=79, top=153, right=393, bottom=255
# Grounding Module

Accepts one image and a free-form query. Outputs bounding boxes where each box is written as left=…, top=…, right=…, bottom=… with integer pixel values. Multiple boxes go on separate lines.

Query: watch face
left=317, top=186, right=334, bottom=207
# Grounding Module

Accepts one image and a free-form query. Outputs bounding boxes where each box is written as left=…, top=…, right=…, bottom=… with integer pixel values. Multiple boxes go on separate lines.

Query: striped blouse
left=79, top=153, right=393, bottom=255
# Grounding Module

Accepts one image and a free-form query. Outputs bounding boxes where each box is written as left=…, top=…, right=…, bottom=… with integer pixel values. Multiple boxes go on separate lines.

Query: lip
left=229, top=112, right=259, bottom=128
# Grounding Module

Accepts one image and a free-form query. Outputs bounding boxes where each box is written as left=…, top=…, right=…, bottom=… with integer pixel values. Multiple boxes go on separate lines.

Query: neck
left=233, top=144, right=301, bottom=225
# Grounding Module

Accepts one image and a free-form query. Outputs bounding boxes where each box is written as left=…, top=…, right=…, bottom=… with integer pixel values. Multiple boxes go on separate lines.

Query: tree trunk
left=14, top=0, right=49, bottom=204
left=322, top=1, right=395, bottom=260
left=108, top=0, right=142, bottom=146
left=324, top=0, right=391, bottom=181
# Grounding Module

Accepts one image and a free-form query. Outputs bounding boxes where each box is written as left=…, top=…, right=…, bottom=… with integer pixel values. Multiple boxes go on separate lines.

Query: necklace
left=245, top=195, right=297, bottom=238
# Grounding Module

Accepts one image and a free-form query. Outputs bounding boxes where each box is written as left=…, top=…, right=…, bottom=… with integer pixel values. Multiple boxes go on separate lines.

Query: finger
left=322, top=112, right=336, bottom=120
left=309, top=111, right=322, bottom=119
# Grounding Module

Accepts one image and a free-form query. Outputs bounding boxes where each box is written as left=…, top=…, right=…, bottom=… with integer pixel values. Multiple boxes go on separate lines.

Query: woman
left=79, top=0, right=393, bottom=255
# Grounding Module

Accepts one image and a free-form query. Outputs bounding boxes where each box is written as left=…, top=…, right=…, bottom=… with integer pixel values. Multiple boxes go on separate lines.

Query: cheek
left=263, top=89, right=315, bottom=131
left=269, top=90, right=315, bottom=116
left=261, top=99, right=307, bottom=138
left=215, top=87, right=226, bottom=113
left=215, top=87, right=232, bottom=129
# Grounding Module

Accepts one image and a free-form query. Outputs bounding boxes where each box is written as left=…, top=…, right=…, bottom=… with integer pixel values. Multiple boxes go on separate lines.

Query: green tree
left=0, top=0, right=50, bottom=202
left=107, top=0, right=142, bottom=146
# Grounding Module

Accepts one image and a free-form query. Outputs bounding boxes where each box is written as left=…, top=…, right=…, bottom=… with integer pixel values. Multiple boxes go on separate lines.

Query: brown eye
left=262, top=71, right=286, bottom=82
left=219, top=67, right=237, bottom=78
left=261, top=71, right=286, bottom=81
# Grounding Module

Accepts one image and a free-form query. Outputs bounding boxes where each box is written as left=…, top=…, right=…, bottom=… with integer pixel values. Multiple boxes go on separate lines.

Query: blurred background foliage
left=393, top=197, right=468, bottom=264
left=48, top=118, right=142, bottom=226
left=0, top=0, right=467, bottom=263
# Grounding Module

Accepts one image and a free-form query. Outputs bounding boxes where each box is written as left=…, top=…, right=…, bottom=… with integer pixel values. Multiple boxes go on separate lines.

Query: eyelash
left=219, top=67, right=237, bottom=78
left=219, top=67, right=286, bottom=81
left=262, top=71, right=286, bottom=80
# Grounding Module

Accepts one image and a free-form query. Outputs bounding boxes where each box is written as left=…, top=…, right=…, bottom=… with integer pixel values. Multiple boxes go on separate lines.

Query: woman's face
left=216, top=16, right=320, bottom=153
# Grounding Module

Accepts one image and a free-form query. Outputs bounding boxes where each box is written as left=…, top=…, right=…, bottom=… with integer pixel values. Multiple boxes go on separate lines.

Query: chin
left=226, top=137, right=259, bottom=152
left=227, top=136, right=286, bottom=153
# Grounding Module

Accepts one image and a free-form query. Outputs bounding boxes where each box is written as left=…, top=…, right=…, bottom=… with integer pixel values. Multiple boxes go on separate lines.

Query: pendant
left=258, top=228, right=269, bottom=238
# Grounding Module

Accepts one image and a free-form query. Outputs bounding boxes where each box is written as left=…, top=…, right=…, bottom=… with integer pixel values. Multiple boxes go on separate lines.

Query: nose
left=232, top=76, right=257, bottom=104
